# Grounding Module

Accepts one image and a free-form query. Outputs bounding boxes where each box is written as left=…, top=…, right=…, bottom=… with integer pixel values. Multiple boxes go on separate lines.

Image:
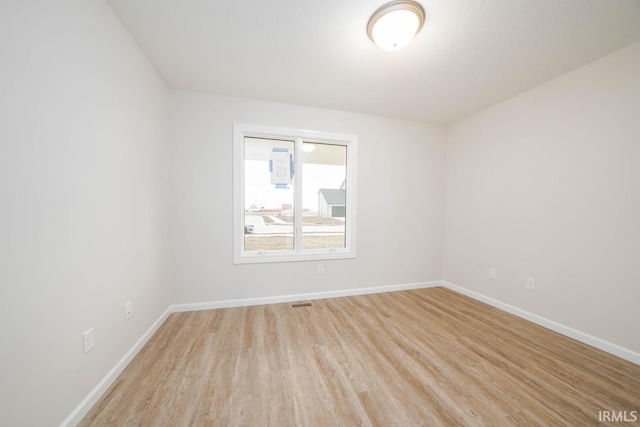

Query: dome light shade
left=367, top=1, right=425, bottom=51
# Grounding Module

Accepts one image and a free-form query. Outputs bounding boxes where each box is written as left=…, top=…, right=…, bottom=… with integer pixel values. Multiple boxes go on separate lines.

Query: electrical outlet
left=526, top=277, right=535, bottom=290
left=124, top=301, right=132, bottom=320
left=83, top=328, right=95, bottom=354
left=318, top=264, right=324, bottom=274
left=489, top=268, right=497, bottom=279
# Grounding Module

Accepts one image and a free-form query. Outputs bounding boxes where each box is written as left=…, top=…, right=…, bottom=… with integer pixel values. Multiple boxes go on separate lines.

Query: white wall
left=169, top=91, right=446, bottom=304
left=0, top=1, right=170, bottom=425
left=2, top=1, right=636, bottom=423
left=444, top=41, right=640, bottom=354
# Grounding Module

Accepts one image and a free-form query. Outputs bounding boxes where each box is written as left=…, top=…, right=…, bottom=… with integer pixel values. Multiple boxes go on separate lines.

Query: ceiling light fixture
left=367, top=1, right=425, bottom=52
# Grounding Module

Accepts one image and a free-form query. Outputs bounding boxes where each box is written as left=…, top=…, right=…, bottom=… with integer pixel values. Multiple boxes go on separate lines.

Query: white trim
left=61, top=281, right=438, bottom=425
left=233, top=251, right=356, bottom=264
left=171, top=281, right=441, bottom=312
left=442, top=281, right=640, bottom=365
left=294, top=137, right=303, bottom=251
left=59, top=307, right=172, bottom=427
left=232, top=123, right=245, bottom=263
left=62, top=279, right=639, bottom=425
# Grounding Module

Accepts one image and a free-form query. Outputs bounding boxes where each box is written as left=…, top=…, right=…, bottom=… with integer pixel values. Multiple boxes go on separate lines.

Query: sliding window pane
left=244, top=137, right=295, bottom=252
left=301, top=142, right=347, bottom=250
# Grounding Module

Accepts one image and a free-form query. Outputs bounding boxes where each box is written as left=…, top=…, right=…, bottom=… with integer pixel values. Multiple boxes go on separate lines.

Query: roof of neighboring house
left=318, top=188, right=345, bottom=205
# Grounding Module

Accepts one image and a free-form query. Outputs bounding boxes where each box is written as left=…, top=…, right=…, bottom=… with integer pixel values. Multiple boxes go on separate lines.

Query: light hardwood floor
left=80, top=287, right=640, bottom=426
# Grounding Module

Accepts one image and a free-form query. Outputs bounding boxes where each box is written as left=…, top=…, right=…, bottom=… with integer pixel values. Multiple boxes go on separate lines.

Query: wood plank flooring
left=80, top=287, right=640, bottom=426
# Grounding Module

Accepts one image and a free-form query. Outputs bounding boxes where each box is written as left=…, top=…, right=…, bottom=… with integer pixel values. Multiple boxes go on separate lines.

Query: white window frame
left=233, top=123, right=357, bottom=264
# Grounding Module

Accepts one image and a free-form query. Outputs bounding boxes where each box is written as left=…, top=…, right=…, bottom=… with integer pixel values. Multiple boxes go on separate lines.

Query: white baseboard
left=171, top=280, right=442, bottom=312
left=59, top=306, right=172, bottom=427
left=62, top=278, right=638, bottom=426
left=61, top=280, right=439, bottom=425
left=442, top=281, right=640, bottom=366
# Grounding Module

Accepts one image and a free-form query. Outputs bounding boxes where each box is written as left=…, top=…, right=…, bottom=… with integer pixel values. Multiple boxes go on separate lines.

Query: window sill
left=234, top=250, right=356, bottom=265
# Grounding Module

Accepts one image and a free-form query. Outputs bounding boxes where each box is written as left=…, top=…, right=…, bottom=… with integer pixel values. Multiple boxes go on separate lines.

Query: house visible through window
left=233, top=123, right=357, bottom=264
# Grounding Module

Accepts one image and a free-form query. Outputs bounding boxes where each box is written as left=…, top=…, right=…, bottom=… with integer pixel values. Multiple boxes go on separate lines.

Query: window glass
left=301, top=143, right=347, bottom=250
left=243, top=137, right=294, bottom=252
left=233, top=123, right=357, bottom=264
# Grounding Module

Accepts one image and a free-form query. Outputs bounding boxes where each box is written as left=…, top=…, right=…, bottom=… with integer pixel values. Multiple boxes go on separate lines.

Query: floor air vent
left=291, top=302, right=312, bottom=308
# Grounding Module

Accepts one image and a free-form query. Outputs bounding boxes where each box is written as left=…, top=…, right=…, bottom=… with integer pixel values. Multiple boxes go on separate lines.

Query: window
left=233, top=123, right=357, bottom=264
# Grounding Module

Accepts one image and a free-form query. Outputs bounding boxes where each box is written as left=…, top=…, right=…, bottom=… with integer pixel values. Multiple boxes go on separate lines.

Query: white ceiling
left=106, top=0, right=640, bottom=124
